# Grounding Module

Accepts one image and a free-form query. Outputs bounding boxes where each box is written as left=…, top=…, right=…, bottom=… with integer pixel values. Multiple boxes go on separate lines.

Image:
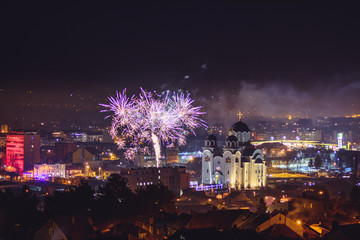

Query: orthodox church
left=202, top=116, right=266, bottom=189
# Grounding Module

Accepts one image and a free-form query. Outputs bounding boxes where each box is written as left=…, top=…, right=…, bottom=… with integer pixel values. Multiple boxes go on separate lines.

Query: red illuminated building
left=5, top=132, right=40, bottom=174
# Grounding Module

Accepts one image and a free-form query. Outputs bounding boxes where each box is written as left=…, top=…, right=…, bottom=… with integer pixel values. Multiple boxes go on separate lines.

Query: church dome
left=227, top=135, right=238, bottom=142
left=206, top=134, right=217, bottom=141
left=205, top=134, right=217, bottom=147
left=230, top=121, right=250, bottom=132
left=226, top=135, right=238, bottom=148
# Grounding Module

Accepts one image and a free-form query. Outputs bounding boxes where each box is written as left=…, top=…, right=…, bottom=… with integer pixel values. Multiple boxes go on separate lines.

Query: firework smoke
left=151, top=133, right=161, bottom=167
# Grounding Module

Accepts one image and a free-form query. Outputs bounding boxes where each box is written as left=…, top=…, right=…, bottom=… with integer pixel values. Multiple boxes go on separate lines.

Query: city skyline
left=1, top=3, right=360, bottom=239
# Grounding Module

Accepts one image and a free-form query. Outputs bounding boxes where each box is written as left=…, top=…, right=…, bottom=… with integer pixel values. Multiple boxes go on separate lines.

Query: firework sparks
left=100, top=88, right=206, bottom=167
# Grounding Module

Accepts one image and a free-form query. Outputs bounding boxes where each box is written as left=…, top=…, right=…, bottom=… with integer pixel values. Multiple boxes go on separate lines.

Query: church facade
left=201, top=120, right=266, bottom=189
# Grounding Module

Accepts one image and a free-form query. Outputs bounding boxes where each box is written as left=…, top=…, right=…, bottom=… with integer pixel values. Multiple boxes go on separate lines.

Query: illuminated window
left=226, top=157, right=231, bottom=163
left=205, top=156, right=210, bottom=162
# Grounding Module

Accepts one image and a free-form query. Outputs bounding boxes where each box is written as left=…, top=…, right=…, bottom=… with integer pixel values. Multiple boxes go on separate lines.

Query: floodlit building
left=5, top=132, right=40, bottom=174
left=72, top=147, right=102, bottom=164
left=0, top=124, right=8, bottom=134
left=297, top=129, right=322, bottom=141
left=165, top=146, right=179, bottom=164
left=34, top=163, right=66, bottom=180
left=202, top=119, right=266, bottom=189
left=68, top=132, right=87, bottom=142
left=87, top=131, right=103, bottom=142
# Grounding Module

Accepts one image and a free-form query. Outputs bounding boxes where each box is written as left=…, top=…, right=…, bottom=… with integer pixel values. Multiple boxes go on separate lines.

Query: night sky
left=1, top=2, right=360, bottom=126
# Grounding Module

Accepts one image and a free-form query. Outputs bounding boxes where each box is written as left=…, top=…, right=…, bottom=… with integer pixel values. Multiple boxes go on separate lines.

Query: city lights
left=1, top=3, right=360, bottom=240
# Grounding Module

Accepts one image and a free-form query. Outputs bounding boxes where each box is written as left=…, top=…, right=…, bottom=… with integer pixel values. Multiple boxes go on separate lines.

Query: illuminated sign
left=337, top=133, right=343, bottom=149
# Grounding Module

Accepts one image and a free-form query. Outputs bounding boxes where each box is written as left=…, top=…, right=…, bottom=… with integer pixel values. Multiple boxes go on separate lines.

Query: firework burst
left=100, top=88, right=206, bottom=167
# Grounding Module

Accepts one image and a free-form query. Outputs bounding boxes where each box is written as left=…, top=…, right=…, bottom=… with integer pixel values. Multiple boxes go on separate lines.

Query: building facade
left=34, top=163, right=66, bottom=180
left=202, top=120, right=266, bottom=189
left=5, top=132, right=40, bottom=174
left=120, top=166, right=190, bottom=196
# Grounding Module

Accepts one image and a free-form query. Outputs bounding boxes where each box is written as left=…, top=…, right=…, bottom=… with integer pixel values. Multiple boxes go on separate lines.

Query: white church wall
left=254, top=163, right=262, bottom=188
left=202, top=149, right=213, bottom=184
left=213, top=156, right=224, bottom=184
left=250, top=159, right=255, bottom=188
left=252, top=149, right=266, bottom=188
left=263, top=163, right=267, bottom=186
left=243, top=162, right=250, bottom=188
left=223, top=150, right=233, bottom=186
left=234, top=151, right=241, bottom=188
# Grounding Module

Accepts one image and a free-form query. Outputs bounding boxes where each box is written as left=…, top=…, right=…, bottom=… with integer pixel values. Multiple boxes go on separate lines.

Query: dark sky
left=1, top=2, right=360, bottom=125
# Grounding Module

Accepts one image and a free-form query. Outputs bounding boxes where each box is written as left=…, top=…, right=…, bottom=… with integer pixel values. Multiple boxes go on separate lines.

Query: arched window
left=205, top=156, right=210, bottom=162
left=226, top=157, right=231, bottom=163
left=235, top=157, right=239, bottom=163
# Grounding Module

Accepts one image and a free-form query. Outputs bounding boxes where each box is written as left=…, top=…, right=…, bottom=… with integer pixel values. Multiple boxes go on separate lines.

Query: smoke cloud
left=198, top=78, right=360, bottom=127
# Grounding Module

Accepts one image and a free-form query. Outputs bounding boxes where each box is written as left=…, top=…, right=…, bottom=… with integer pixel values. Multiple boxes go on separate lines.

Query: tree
left=134, top=183, right=175, bottom=215
left=92, top=174, right=134, bottom=220
left=350, top=185, right=360, bottom=205
left=314, top=155, right=322, bottom=169
left=100, top=174, right=133, bottom=203
left=350, top=185, right=360, bottom=214
left=0, top=186, right=42, bottom=239
left=256, top=197, right=267, bottom=214
left=308, top=158, right=314, bottom=168
left=44, top=179, right=94, bottom=216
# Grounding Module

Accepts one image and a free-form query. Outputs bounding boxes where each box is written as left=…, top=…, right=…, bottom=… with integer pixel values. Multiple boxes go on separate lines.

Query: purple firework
left=100, top=88, right=206, bottom=167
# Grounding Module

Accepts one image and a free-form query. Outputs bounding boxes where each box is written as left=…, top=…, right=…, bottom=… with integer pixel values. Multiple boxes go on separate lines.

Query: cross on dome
left=237, top=111, right=243, bottom=121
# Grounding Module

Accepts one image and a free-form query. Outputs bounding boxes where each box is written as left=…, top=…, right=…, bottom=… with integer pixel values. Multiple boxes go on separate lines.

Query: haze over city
left=1, top=2, right=360, bottom=127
